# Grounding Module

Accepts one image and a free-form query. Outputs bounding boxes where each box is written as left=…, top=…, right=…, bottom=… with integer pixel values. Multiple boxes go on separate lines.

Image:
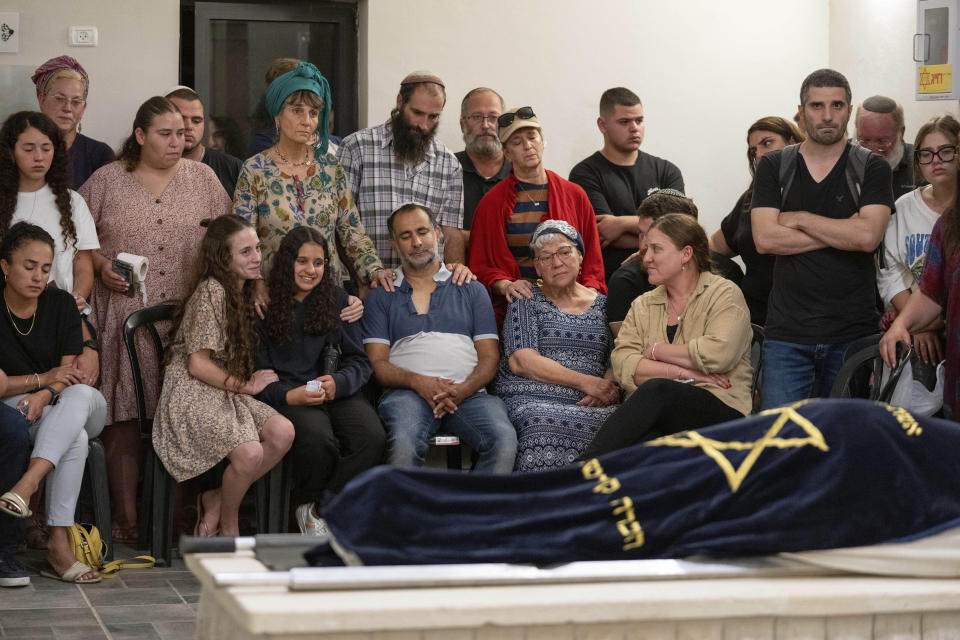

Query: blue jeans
left=0, top=402, right=30, bottom=557
left=378, top=389, right=517, bottom=473
left=760, top=339, right=849, bottom=410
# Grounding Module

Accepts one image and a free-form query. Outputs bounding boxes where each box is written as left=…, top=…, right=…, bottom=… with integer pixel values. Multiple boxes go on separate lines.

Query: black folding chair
left=830, top=335, right=907, bottom=401
left=123, top=304, right=177, bottom=565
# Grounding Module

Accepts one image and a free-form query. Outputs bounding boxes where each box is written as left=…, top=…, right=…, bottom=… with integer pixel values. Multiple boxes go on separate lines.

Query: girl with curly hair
left=0, top=111, right=98, bottom=317
left=255, top=226, right=384, bottom=535
left=152, top=215, right=294, bottom=537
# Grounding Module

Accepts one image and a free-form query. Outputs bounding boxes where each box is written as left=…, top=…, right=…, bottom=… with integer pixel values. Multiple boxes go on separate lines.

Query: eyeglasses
left=857, top=136, right=896, bottom=152
left=915, top=145, right=958, bottom=164
left=49, top=94, right=86, bottom=109
left=497, top=106, right=536, bottom=129
left=466, top=113, right=499, bottom=124
left=534, top=245, right=577, bottom=265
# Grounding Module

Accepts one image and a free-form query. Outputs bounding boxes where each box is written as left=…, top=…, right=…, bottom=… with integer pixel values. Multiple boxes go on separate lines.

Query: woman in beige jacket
left=581, top=214, right=753, bottom=457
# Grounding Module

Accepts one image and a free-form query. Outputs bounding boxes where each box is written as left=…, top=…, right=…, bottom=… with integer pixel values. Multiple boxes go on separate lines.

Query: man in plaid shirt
left=338, top=71, right=465, bottom=270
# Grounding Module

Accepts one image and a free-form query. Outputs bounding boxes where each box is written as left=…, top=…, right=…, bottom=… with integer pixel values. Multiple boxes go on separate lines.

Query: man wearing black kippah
left=569, top=88, right=684, bottom=282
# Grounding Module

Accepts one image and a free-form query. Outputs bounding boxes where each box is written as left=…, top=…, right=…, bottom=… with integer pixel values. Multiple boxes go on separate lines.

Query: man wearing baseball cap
left=468, top=106, right=606, bottom=327
left=337, top=71, right=465, bottom=269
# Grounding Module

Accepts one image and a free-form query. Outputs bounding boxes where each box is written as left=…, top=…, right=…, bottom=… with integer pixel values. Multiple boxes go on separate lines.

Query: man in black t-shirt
left=569, top=87, right=684, bottom=281
left=166, top=87, right=243, bottom=199
left=751, top=69, right=893, bottom=409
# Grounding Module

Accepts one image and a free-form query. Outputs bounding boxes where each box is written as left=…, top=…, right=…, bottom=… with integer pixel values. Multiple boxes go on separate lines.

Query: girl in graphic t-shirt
left=877, top=115, right=958, bottom=369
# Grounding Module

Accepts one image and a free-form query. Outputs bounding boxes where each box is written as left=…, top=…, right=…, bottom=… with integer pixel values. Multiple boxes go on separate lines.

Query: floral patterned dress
left=153, top=278, right=277, bottom=481
left=495, top=286, right=619, bottom=472
left=233, top=152, right=382, bottom=284
left=81, top=160, right=232, bottom=425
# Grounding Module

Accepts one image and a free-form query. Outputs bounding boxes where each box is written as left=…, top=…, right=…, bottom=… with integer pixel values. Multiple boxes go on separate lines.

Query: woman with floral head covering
left=32, top=56, right=113, bottom=189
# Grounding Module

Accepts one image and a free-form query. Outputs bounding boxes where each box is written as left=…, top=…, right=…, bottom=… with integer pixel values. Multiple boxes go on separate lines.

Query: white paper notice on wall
left=0, top=13, right=19, bottom=53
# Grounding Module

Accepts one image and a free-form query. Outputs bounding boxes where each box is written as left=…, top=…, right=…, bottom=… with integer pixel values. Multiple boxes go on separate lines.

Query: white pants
left=3, top=385, right=106, bottom=527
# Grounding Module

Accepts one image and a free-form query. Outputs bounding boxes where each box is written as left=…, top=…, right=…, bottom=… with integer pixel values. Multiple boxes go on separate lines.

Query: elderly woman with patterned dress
left=80, top=96, right=232, bottom=543
left=234, top=62, right=390, bottom=300
left=32, top=56, right=113, bottom=190
left=581, top=214, right=754, bottom=458
left=495, top=221, right=620, bottom=472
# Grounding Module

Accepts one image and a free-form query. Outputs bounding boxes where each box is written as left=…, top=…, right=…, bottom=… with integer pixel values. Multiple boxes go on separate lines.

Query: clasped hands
left=414, top=375, right=467, bottom=418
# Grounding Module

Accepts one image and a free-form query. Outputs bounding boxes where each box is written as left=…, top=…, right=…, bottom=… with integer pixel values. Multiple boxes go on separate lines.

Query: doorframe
left=193, top=1, right=358, bottom=135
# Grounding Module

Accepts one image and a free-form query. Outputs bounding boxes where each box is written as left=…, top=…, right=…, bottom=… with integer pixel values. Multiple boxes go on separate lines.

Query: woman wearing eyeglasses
left=495, top=221, right=618, bottom=472
left=877, top=115, right=958, bottom=372
left=32, top=56, right=113, bottom=190
left=469, top=107, right=605, bottom=328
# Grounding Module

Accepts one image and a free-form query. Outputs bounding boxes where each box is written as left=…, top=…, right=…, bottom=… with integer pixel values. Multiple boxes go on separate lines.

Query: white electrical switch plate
left=69, top=26, right=98, bottom=47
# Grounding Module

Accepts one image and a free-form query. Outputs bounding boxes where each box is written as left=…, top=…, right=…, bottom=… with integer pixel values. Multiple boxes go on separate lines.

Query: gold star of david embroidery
left=645, top=401, right=829, bottom=492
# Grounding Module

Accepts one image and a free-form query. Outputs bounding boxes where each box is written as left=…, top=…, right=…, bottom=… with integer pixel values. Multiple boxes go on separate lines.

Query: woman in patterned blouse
left=234, top=62, right=390, bottom=298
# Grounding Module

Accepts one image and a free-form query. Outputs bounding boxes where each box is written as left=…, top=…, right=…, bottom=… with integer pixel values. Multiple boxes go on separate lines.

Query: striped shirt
left=337, top=123, right=464, bottom=269
left=506, top=181, right=549, bottom=280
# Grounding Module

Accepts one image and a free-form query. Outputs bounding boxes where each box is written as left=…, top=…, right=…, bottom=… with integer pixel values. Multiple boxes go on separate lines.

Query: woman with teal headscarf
left=234, top=62, right=390, bottom=314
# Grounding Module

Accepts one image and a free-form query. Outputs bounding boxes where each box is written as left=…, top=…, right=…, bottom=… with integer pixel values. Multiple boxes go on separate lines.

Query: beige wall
left=1, top=0, right=179, bottom=149
left=3, top=0, right=952, bottom=234
left=358, top=0, right=830, bottom=234
left=831, top=0, right=957, bottom=148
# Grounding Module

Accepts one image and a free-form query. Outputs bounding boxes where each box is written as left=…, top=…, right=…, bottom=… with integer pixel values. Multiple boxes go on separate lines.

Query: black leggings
left=580, top=378, right=743, bottom=459
left=278, top=392, right=386, bottom=501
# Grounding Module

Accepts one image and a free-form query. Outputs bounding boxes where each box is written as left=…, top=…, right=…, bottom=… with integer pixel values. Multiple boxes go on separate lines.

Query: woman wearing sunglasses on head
left=468, top=107, right=606, bottom=328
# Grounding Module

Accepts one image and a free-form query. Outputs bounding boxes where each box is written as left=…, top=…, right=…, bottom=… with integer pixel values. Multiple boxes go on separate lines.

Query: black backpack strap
left=845, top=143, right=872, bottom=210
left=778, top=144, right=801, bottom=210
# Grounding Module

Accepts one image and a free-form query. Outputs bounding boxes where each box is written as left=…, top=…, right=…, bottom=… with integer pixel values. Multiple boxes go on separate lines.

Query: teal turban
left=265, top=62, right=332, bottom=156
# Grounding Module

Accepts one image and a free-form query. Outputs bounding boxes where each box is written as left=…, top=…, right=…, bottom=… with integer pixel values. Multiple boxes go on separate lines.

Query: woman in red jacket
left=468, top=107, right=605, bottom=328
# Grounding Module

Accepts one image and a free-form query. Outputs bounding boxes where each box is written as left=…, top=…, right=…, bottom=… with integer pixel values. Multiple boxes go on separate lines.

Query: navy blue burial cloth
left=306, top=400, right=960, bottom=566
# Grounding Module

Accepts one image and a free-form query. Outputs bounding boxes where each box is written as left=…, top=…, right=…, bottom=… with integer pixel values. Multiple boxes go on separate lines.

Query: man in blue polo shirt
left=362, top=203, right=517, bottom=472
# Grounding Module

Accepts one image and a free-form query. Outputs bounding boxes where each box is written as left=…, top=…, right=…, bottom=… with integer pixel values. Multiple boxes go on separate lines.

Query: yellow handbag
left=67, top=523, right=156, bottom=576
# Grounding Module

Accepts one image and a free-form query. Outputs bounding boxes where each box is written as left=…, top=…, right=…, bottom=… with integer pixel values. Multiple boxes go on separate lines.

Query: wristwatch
left=83, top=339, right=100, bottom=352
left=40, top=385, right=61, bottom=405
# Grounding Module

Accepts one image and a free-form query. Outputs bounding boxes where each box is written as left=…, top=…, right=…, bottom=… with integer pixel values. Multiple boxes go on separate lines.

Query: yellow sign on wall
left=919, top=64, right=952, bottom=93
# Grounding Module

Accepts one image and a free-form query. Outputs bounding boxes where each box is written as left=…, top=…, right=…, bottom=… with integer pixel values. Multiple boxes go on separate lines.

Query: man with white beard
left=456, top=88, right=511, bottom=249
left=855, top=95, right=915, bottom=199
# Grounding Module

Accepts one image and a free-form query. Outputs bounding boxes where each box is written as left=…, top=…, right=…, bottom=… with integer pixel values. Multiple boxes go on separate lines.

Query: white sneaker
left=295, top=503, right=329, bottom=537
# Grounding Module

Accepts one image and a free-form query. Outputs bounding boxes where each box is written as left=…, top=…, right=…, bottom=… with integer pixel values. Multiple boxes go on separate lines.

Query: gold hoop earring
left=536, top=278, right=543, bottom=287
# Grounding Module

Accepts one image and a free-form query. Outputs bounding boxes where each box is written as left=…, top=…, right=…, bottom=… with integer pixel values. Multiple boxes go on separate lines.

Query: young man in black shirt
left=569, top=87, right=684, bottom=281
left=751, top=69, right=893, bottom=409
left=166, top=87, right=243, bottom=199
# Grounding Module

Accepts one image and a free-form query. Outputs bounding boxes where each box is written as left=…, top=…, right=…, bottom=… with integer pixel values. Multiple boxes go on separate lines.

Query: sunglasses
left=498, top=106, right=536, bottom=129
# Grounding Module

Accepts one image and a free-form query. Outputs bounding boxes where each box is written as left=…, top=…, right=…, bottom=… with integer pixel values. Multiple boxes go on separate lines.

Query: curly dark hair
left=117, top=96, right=180, bottom=171
left=0, top=111, right=76, bottom=251
left=265, top=226, right=338, bottom=343
left=170, top=215, right=259, bottom=383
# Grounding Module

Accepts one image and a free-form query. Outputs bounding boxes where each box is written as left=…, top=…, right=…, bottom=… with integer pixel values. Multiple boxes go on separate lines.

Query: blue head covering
left=529, top=220, right=585, bottom=257
left=265, top=62, right=332, bottom=156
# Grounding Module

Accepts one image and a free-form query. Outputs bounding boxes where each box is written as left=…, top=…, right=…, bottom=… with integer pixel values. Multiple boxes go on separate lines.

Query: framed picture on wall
left=0, top=12, right=19, bottom=53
